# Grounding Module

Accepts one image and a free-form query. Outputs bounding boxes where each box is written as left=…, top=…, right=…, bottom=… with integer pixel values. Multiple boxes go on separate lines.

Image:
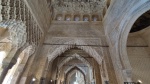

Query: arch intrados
left=65, top=65, right=86, bottom=75
left=119, top=2, right=150, bottom=69
left=2, top=43, right=29, bottom=69
left=58, top=53, right=91, bottom=69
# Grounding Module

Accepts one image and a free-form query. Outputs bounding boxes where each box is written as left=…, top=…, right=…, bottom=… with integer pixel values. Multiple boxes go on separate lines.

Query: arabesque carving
left=47, top=39, right=103, bottom=65
left=52, top=0, right=106, bottom=14
left=58, top=53, right=91, bottom=69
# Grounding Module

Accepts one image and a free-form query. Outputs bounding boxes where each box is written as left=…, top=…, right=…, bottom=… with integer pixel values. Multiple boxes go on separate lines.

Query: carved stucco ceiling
left=52, top=0, right=106, bottom=14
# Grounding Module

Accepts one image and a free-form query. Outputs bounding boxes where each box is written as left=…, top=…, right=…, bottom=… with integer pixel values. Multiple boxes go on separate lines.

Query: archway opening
left=67, top=68, right=85, bottom=84
left=127, top=10, right=150, bottom=84
left=46, top=47, right=102, bottom=84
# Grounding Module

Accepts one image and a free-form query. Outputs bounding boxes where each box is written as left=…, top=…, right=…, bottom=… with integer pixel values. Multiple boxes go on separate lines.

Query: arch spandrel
left=47, top=39, right=103, bottom=65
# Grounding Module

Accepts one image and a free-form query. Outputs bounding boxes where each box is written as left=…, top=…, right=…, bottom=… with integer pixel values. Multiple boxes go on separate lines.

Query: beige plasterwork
left=47, top=39, right=103, bottom=65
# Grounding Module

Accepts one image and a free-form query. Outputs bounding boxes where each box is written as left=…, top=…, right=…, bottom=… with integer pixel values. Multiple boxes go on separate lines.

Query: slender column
left=11, top=70, right=20, bottom=84
left=42, top=60, right=49, bottom=83
left=35, top=56, right=47, bottom=84
left=0, top=43, right=7, bottom=74
left=11, top=53, right=29, bottom=84
left=0, top=47, right=17, bottom=83
left=0, top=47, right=17, bottom=73
left=100, top=60, right=109, bottom=84
left=45, top=61, right=53, bottom=84
left=62, top=13, right=65, bottom=21
left=103, top=48, right=118, bottom=84
left=89, top=14, right=92, bottom=22
left=19, top=54, right=35, bottom=84
left=0, top=64, right=9, bottom=83
left=80, top=14, right=83, bottom=21
left=0, top=59, right=16, bottom=84
left=71, top=14, right=74, bottom=21
left=53, top=12, right=57, bottom=20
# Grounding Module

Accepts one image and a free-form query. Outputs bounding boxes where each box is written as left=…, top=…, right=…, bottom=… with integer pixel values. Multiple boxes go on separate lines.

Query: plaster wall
left=44, top=21, right=108, bottom=49
left=127, top=47, right=150, bottom=84
left=139, top=26, right=150, bottom=47
left=127, top=33, right=150, bottom=84
left=45, top=21, right=105, bottom=39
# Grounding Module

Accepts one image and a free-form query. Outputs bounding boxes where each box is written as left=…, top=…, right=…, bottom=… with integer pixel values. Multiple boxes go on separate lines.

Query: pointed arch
left=58, top=53, right=91, bottom=69
left=65, top=65, right=86, bottom=75
left=47, top=39, right=103, bottom=65
left=67, top=69, right=85, bottom=84
left=65, top=66, right=86, bottom=84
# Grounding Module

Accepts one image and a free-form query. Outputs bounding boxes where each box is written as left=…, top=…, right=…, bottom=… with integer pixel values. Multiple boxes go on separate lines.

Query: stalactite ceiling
left=52, top=0, right=106, bottom=15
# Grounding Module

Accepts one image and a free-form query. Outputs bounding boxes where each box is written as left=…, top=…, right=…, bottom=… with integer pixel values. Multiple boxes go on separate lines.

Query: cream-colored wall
left=44, top=21, right=107, bottom=46
left=127, top=32, right=150, bottom=84
left=127, top=47, right=150, bottom=84
left=139, top=26, right=150, bottom=47
left=46, top=21, right=104, bottom=38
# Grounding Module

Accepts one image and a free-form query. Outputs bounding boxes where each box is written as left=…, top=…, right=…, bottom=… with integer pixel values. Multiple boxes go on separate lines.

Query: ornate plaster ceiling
left=52, top=0, right=106, bottom=14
